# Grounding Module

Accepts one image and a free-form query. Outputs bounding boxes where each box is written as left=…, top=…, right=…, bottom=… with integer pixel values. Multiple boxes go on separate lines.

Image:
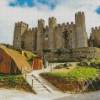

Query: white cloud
left=0, top=0, right=100, bottom=45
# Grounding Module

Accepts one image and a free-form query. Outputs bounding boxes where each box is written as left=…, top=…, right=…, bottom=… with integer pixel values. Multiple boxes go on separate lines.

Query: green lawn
left=0, top=75, right=35, bottom=93
left=42, top=66, right=100, bottom=79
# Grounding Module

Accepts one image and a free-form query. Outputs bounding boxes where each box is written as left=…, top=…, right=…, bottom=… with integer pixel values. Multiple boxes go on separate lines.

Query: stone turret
left=36, top=19, right=45, bottom=54
left=49, top=17, right=57, bottom=29
left=75, top=12, right=88, bottom=48
left=38, top=19, right=45, bottom=30
left=13, top=21, right=29, bottom=50
left=48, top=17, right=57, bottom=50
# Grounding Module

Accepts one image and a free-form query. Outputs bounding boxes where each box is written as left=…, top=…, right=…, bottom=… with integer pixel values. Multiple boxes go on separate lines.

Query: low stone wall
left=44, top=49, right=70, bottom=61
left=72, top=47, right=100, bottom=59
left=43, top=47, right=100, bottom=61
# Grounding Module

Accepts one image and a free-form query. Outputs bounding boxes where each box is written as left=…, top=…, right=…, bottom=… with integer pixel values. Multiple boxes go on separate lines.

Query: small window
left=45, top=34, right=48, bottom=38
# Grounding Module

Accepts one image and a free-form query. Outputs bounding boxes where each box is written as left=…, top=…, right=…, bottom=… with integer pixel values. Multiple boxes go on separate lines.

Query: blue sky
left=96, top=6, right=100, bottom=14
left=0, top=0, right=100, bottom=45
left=9, top=0, right=58, bottom=10
left=9, top=0, right=35, bottom=7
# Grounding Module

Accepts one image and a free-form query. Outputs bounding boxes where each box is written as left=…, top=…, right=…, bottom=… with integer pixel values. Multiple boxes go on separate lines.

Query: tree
left=62, top=29, right=69, bottom=41
left=55, top=46, right=66, bottom=62
left=62, top=29, right=69, bottom=48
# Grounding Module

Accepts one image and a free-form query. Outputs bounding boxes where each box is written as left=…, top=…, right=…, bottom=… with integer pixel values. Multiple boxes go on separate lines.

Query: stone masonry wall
left=72, top=47, right=100, bottom=59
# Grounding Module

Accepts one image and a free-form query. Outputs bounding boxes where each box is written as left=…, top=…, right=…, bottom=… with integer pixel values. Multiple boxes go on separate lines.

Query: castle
left=13, top=11, right=89, bottom=56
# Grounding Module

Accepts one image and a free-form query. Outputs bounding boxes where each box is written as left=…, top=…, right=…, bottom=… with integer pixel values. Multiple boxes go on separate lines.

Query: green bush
left=68, top=63, right=73, bottom=66
left=77, top=61, right=88, bottom=66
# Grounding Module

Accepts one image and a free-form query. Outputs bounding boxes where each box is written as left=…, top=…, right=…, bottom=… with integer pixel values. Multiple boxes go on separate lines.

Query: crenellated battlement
left=91, top=26, right=100, bottom=33
left=38, top=19, right=45, bottom=30
left=49, top=17, right=57, bottom=29
left=57, top=24, right=61, bottom=27
left=29, top=28, right=32, bottom=31
left=49, top=17, right=56, bottom=20
left=15, top=21, right=29, bottom=29
left=38, top=19, right=45, bottom=23
left=75, top=11, right=84, bottom=15
left=70, top=22, right=74, bottom=27
left=62, top=23, right=65, bottom=26
left=66, top=22, right=69, bottom=26
left=32, top=28, right=35, bottom=31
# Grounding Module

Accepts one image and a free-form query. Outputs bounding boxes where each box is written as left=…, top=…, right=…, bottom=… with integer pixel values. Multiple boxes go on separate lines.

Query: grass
left=23, top=50, right=37, bottom=57
left=1, top=47, right=21, bottom=54
left=0, top=75, right=35, bottom=93
left=42, top=66, right=100, bottom=79
left=91, top=59, right=100, bottom=63
left=23, top=50, right=37, bottom=67
left=0, top=75, right=24, bottom=86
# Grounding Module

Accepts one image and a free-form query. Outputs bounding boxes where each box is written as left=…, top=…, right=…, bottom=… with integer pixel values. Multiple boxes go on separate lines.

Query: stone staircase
left=25, top=74, right=51, bottom=94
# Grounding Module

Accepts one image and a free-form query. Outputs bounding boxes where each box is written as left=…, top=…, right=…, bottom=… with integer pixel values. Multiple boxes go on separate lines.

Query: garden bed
left=40, top=66, right=100, bottom=93
left=0, top=75, right=35, bottom=93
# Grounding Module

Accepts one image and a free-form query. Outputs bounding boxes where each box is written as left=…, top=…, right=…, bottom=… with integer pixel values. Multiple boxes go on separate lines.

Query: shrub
left=54, top=64, right=64, bottom=69
left=68, top=63, right=73, bottom=66
left=77, top=61, right=88, bottom=66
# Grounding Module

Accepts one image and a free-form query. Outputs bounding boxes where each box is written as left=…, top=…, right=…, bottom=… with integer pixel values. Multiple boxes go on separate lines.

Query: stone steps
left=26, top=75, right=50, bottom=94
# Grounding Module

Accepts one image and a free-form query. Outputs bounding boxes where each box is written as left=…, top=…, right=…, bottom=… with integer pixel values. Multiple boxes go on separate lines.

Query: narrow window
left=45, top=34, right=48, bottom=38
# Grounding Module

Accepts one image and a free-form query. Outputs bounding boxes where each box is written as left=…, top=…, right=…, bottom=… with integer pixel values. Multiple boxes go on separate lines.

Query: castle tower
left=75, top=12, right=88, bottom=48
left=48, top=17, right=57, bottom=49
left=13, top=21, right=29, bottom=50
left=36, top=19, right=45, bottom=53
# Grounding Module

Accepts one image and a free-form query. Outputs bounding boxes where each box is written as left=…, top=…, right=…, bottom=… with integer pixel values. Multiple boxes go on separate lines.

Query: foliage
left=67, top=63, right=72, bottom=66
left=49, top=58, right=80, bottom=63
left=24, top=50, right=37, bottom=67
left=23, top=50, right=37, bottom=57
left=77, top=61, right=88, bottom=66
left=91, top=59, right=100, bottom=63
left=41, top=66, right=99, bottom=79
left=62, top=29, right=69, bottom=41
left=43, top=49, right=51, bottom=53
left=55, top=46, right=66, bottom=57
left=0, top=75, right=24, bottom=86
left=54, top=64, right=64, bottom=69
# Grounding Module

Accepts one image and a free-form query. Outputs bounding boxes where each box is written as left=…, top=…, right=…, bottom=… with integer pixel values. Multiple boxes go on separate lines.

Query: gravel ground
left=55, top=90, right=100, bottom=100
left=0, top=88, right=100, bottom=100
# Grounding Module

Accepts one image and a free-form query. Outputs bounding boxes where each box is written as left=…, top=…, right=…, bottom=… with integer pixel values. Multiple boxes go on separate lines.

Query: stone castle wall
left=13, top=11, right=88, bottom=57
left=72, top=47, right=100, bottom=59
left=44, top=47, right=100, bottom=61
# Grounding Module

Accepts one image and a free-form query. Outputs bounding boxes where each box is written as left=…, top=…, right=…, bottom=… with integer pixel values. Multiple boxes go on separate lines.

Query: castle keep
left=13, top=11, right=88, bottom=56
